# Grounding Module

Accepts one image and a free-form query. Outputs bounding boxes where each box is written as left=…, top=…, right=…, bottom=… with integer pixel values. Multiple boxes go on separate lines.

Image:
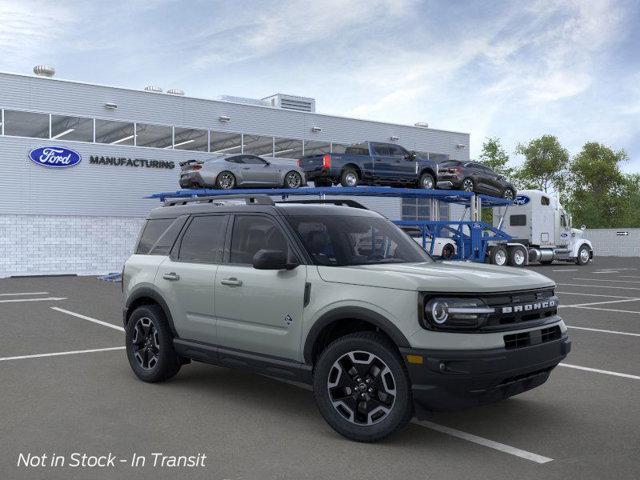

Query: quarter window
left=136, top=218, right=175, bottom=254
left=178, top=215, right=228, bottom=263
left=230, top=216, right=288, bottom=264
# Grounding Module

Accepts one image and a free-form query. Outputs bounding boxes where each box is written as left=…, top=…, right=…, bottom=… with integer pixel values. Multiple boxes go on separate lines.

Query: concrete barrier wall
left=583, top=228, right=640, bottom=257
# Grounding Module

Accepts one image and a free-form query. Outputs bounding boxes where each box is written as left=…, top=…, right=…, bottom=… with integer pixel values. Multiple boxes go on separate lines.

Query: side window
left=226, top=156, right=244, bottom=164
left=178, top=215, right=228, bottom=263
left=510, top=215, right=527, bottom=226
left=136, top=218, right=174, bottom=254
left=149, top=216, right=188, bottom=255
left=372, top=144, right=390, bottom=156
left=243, top=155, right=267, bottom=165
left=541, top=196, right=550, bottom=206
left=387, top=145, right=404, bottom=157
left=560, top=215, right=567, bottom=228
left=230, top=216, right=289, bottom=264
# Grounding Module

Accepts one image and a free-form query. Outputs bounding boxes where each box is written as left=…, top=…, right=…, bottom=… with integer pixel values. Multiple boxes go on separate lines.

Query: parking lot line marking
left=556, top=291, right=637, bottom=299
left=0, top=291, right=49, bottom=296
left=559, top=363, right=640, bottom=380
left=413, top=420, right=553, bottom=463
left=553, top=269, right=578, bottom=272
left=51, top=307, right=124, bottom=332
left=559, top=298, right=640, bottom=308
left=567, top=326, right=640, bottom=337
left=567, top=305, right=640, bottom=315
left=0, top=346, right=124, bottom=363
left=266, top=376, right=553, bottom=463
left=0, top=297, right=67, bottom=303
left=557, top=283, right=640, bottom=291
left=571, top=278, right=640, bottom=285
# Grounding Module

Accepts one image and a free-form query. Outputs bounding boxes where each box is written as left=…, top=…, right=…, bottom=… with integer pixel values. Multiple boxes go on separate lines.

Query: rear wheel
left=502, top=188, right=516, bottom=200
left=125, top=305, right=181, bottom=383
left=216, top=171, right=236, bottom=190
left=284, top=171, right=303, bottom=189
left=341, top=168, right=359, bottom=187
left=441, top=243, right=455, bottom=259
left=419, top=172, right=435, bottom=190
left=462, top=178, right=475, bottom=192
left=490, top=245, right=508, bottom=266
left=313, top=332, right=412, bottom=442
left=508, top=246, right=526, bottom=267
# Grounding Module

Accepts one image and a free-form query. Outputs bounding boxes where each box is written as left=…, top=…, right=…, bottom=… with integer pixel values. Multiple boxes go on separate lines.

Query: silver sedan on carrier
left=179, top=154, right=307, bottom=190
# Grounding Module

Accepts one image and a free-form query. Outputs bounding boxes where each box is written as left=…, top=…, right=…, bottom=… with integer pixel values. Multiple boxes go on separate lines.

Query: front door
left=214, top=214, right=307, bottom=361
left=156, top=214, right=229, bottom=344
left=241, top=155, right=279, bottom=185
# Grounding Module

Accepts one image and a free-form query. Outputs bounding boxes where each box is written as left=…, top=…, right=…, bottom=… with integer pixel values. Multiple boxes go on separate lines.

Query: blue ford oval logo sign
left=28, top=146, right=82, bottom=168
left=514, top=195, right=530, bottom=205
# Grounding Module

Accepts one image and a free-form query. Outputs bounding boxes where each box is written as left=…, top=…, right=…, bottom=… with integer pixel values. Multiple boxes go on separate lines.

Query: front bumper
left=400, top=334, right=571, bottom=413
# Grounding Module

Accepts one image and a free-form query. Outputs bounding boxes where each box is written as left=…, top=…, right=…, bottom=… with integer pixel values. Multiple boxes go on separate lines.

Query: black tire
left=215, top=171, right=236, bottom=190
left=502, top=188, right=516, bottom=200
left=576, top=245, right=591, bottom=265
left=418, top=172, right=435, bottom=190
left=507, top=246, right=526, bottom=267
left=125, top=304, right=181, bottom=383
left=284, top=170, right=303, bottom=189
left=441, top=243, right=455, bottom=259
left=313, top=332, right=412, bottom=443
left=314, top=179, right=332, bottom=187
left=490, top=245, right=508, bottom=266
left=461, top=178, right=475, bottom=192
left=340, top=168, right=359, bottom=187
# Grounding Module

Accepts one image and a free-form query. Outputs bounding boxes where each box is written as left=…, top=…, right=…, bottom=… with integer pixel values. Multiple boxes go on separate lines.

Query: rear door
left=156, top=214, right=229, bottom=344
left=241, top=155, right=280, bottom=185
left=214, top=214, right=307, bottom=361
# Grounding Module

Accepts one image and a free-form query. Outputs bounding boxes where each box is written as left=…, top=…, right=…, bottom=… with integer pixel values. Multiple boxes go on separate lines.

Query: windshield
left=286, top=214, right=433, bottom=266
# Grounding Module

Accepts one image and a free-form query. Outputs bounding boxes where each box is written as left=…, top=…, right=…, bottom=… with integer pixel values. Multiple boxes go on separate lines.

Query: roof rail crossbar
left=163, top=194, right=275, bottom=207
left=276, top=199, right=369, bottom=209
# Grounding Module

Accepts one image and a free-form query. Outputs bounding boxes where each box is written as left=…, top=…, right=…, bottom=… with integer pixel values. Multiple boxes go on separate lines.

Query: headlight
left=424, top=297, right=494, bottom=330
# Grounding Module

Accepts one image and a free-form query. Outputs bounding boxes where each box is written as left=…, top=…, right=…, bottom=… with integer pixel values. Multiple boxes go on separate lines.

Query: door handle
left=162, top=272, right=180, bottom=281
left=221, top=277, right=243, bottom=287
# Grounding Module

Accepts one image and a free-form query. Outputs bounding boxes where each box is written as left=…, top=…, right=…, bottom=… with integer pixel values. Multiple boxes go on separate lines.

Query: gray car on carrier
left=122, top=194, right=571, bottom=442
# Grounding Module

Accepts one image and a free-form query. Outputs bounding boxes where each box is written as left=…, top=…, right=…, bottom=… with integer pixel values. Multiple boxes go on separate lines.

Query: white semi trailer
left=491, top=189, right=593, bottom=266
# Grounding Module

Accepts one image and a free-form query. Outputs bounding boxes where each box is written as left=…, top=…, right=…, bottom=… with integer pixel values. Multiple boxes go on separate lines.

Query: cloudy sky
left=1, top=0, right=639, bottom=171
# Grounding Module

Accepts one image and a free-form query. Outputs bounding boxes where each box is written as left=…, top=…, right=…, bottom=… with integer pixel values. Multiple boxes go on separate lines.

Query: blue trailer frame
left=149, top=186, right=513, bottom=263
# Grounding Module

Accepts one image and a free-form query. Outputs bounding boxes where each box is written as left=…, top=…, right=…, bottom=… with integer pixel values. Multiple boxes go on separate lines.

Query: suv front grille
left=504, top=326, right=561, bottom=350
left=480, top=288, right=558, bottom=331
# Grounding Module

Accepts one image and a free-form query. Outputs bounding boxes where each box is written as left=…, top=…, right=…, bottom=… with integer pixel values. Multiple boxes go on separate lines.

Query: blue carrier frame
left=149, top=186, right=513, bottom=263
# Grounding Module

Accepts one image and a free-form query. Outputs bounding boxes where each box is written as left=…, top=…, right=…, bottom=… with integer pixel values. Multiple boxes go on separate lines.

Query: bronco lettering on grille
left=501, top=299, right=556, bottom=314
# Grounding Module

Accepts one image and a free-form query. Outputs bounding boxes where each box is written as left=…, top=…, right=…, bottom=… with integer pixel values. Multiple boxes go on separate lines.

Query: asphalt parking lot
left=1, top=257, right=639, bottom=480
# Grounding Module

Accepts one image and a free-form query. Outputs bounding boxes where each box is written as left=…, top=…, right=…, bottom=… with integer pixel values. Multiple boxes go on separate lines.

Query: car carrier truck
left=491, top=189, right=593, bottom=266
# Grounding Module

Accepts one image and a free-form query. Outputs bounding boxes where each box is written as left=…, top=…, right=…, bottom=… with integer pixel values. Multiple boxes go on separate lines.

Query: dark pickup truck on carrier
left=298, top=142, right=439, bottom=189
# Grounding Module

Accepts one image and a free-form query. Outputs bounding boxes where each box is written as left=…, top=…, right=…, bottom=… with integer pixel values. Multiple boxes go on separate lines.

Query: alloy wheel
left=218, top=172, right=235, bottom=189
left=494, top=249, right=507, bottom=266
left=513, top=248, right=525, bottom=265
left=462, top=179, right=474, bottom=192
left=503, top=189, right=515, bottom=200
left=131, top=317, right=160, bottom=370
left=327, top=350, right=396, bottom=426
left=345, top=172, right=358, bottom=187
left=286, top=172, right=302, bottom=188
left=421, top=175, right=434, bottom=189
left=580, top=247, right=590, bottom=263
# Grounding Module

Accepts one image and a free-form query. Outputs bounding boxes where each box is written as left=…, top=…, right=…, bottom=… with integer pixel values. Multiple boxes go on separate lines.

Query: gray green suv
left=122, top=194, right=571, bottom=442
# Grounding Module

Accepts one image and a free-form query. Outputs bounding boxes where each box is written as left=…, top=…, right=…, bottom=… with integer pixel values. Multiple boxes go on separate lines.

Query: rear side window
left=136, top=218, right=174, bottom=254
left=178, top=215, right=228, bottom=263
left=345, top=143, right=369, bottom=156
left=510, top=215, right=527, bottom=226
left=149, top=216, right=188, bottom=255
left=230, top=215, right=289, bottom=264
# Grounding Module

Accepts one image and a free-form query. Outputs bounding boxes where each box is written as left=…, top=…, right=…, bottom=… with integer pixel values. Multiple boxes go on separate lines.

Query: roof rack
left=276, top=199, right=368, bottom=209
left=163, top=194, right=275, bottom=207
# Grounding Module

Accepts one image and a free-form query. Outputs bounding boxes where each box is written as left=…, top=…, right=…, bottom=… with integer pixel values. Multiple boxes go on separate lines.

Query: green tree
left=515, top=135, right=569, bottom=193
left=479, top=137, right=515, bottom=177
left=566, top=142, right=628, bottom=228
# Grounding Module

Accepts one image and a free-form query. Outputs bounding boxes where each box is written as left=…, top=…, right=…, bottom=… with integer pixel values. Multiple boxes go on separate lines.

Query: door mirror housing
left=404, top=151, right=416, bottom=160
left=252, top=249, right=298, bottom=270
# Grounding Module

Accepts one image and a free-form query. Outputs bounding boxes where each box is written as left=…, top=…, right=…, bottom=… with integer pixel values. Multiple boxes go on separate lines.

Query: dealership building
left=0, top=68, right=470, bottom=277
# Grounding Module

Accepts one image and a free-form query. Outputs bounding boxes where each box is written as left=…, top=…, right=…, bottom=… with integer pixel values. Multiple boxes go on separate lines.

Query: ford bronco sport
left=122, top=194, right=571, bottom=442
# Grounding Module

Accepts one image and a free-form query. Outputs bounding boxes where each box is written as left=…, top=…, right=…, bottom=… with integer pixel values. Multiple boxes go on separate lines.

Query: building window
left=243, top=134, right=274, bottom=156
left=50, top=114, right=94, bottom=142
left=3, top=110, right=50, bottom=139
left=273, top=137, right=303, bottom=159
left=173, top=127, right=208, bottom=151
left=135, top=123, right=173, bottom=148
left=210, top=131, right=242, bottom=154
left=95, top=119, right=135, bottom=145
left=303, top=140, right=330, bottom=156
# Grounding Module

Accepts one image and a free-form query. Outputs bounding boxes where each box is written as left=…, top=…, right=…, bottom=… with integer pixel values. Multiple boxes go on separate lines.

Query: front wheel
left=419, top=172, right=435, bottom=190
left=313, top=332, right=412, bottom=442
left=125, top=305, right=181, bottom=383
left=284, top=171, right=303, bottom=189
left=576, top=245, right=591, bottom=265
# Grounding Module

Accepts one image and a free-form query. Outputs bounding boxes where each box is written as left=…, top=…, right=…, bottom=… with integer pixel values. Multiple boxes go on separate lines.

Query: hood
left=317, top=261, right=555, bottom=293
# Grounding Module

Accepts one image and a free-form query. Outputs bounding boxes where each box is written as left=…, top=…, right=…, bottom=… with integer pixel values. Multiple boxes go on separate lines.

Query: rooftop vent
left=414, top=122, right=429, bottom=128
left=144, top=85, right=163, bottom=93
left=33, top=65, right=55, bottom=78
left=262, top=93, right=316, bottom=113
left=167, top=88, right=185, bottom=96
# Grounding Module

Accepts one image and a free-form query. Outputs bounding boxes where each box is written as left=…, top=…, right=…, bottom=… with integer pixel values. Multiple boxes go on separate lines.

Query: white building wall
left=583, top=229, right=640, bottom=257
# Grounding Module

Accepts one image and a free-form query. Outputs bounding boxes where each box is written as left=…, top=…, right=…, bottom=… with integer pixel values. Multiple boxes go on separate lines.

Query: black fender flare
left=303, top=306, right=411, bottom=363
left=123, top=286, right=178, bottom=337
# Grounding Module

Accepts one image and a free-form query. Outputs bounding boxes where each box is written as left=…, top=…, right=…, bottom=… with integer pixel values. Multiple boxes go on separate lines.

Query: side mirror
left=252, top=249, right=298, bottom=270
left=581, top=225, right=586, bottom=230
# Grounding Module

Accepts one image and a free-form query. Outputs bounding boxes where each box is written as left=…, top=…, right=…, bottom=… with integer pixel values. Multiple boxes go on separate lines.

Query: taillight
left=322, top=154, right=331, bottom=168
left=297, top=159, right=302, bottom=167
